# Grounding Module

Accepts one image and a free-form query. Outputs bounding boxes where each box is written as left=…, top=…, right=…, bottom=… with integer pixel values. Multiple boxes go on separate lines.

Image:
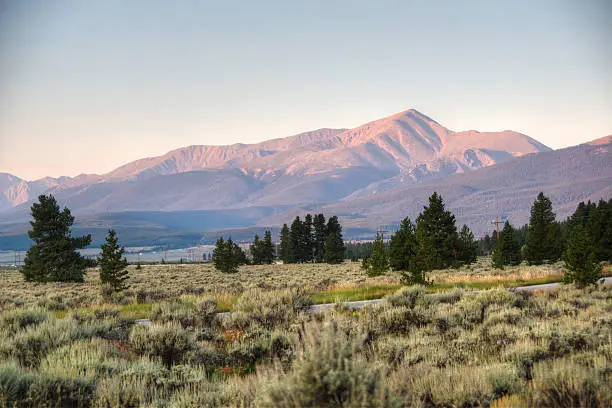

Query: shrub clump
left=257, top=323, right=401, bottom=407
left=129, top=323, right=195, bottom=367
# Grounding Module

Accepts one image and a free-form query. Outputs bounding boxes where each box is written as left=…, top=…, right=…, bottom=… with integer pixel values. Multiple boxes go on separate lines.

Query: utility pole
left=491, top=216, right=503, bottom=239
left=197, top=245, right=201, bottom=265
left=376, top=226, right=389, bottom=242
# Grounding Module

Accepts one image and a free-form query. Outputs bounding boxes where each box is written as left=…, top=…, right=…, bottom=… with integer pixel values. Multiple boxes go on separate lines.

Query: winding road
left=134, top=277, right=612, bottom=326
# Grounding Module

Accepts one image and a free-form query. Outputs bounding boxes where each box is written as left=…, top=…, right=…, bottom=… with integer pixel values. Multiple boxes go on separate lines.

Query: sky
left=1, top=0, right=611, bottom=181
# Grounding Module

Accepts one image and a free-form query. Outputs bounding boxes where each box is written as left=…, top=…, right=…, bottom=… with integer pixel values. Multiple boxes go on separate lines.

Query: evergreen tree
left=303, top=214, right=314, bottom=262
left=389, top=218, right=417, bottom=272
left=232, top=240, right=248, bottom=266
left=290, top=216, right=304, bottom=263
left=279, top=224, right=293, bottom=264
left=213, top=237, right=246, bottom=273
left=213, top=237, right=229, bottom=272
left=492, top=221, right=522, bottom=269
left=313, top=214, right=327, bottom=263
left=586, top=199, right=612, bottom=262
left=98, top=229, right=129, bottom=292
left=415, top=192, right=458, bottom=269
left=562, top=226, right=601, bottom=286
left=250, top=234, right=263, bottom=265
left=524, top=192, right=561, bottom=265
left=261, top=230, right=275, bottom=264
left=410, top=223, right=437, bottom=284
left=324, top=216, right=345, bottom=264
left=364, top=233, right=388, bottom=276
left=22, top=194, right=92, bottom=282
left=456, top=225, right=478, bottom=265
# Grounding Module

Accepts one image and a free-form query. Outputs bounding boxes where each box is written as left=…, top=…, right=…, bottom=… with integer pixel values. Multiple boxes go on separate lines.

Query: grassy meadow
left=0, top=260, right=611, bottom=406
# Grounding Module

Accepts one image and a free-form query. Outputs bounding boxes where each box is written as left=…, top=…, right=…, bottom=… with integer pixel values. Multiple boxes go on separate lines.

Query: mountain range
left=1, top=109, right=610, bottom=249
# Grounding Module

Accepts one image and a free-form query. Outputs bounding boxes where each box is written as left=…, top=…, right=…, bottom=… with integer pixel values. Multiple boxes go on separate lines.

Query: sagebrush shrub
left=129, top=324, right=195, bottom=367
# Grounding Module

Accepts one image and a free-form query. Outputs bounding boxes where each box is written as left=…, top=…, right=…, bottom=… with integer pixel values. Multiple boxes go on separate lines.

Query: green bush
left=0, top=307, right=52, bottom=334
left=39, top=338, right=128, bottom=380
left=257, top=323, right=401, bottom=407
left=151, top=298, right=218, bottom=329
left=0, top=362, right=93, bottom=408
left=0, top=318, right=84, bottom=367
left=525, top=357, right=612, bottom=407
left=129, top=323, right=195, bottom=367
left=233, top=288, right=312, bottom=329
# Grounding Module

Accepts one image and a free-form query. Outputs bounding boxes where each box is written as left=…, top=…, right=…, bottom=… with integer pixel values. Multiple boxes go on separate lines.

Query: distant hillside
left=1, top=136, right=609, bottom=249
left=261, top=136, right=612, bottom=236
left=1, top=109, right=549, bottom=215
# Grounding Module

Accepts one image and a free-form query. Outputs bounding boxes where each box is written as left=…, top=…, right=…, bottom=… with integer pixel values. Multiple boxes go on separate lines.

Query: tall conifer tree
left=279, top=224, right=292, bottom=263
left=563, top=226, right=601, bottom=286
left=456, top=225, right=478, bottom=265
left=389, top=218, right=418, bottom=272
left=99, top=229, right=129, bottom=292
left=415, top=192, right=458, bottom=269
left=313, top=214, right=327, bottom=263
left=22, top=194, right=92, bottom=282
left=492, top=221, right=522, bottom=269
left=524, top=192, right=560, bottom=265
left=364, top=233, right=388, bottom=276
left=261, top=230, right=275, bottom=264
left=324, top=216, right=345, bottom=264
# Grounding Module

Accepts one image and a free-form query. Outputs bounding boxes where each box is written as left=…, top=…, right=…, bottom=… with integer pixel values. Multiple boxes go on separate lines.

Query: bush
left=0, top=362, right=32, bottom=408
left=0, top=318, right=83, bottom=368
left=233, top=288, right=312, bottom=329
left=0, top=362, right=93, bottom=408
left=385, top=286, right=426, bottom=309
left=525, top=358, right=612, bottom=407
left=257, top=323, right=401, bottom=407
left=0, top=307, right=52, bottom=334
left=151, top=298, right=218, bottom=329
left=129, top=323, right=195, bottom=367
left=39, top=338, right=128, bottom=380
left=25, top=374, right=94, bottom=408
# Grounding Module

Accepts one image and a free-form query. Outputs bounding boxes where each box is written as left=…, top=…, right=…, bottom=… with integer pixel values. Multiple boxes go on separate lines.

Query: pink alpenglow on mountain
left=1, top=109, right=551, bottom=213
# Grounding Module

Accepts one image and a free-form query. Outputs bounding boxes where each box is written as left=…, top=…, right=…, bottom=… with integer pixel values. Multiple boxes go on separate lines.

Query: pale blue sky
left=1, top=0, right=611, bottom=180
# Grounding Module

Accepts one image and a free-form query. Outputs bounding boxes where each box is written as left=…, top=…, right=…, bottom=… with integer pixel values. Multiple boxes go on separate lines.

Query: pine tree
left=586, top=199, right=612, bottom=262
left=279, top=224, right=293, bottom=264
left=98, top=229, right=129, bottom=292
left=261, top=230, right=275, bottom=264
left=232, top=240, right=248, bottom=267
left=324, top=216, right=345, bottom=264
left=303, top=214, right=314, bottom=262
left=492, top=221, right=522, bottom=269
left=313, top=214, right=327, bottom=263
left=364, top=233, right=388, bottom=276
left=562, top=226, right=601, bottom=286
left=524, top=192, right=562, bottom=265
left=389, top=218, right=417, bottom=272
left=250, top=234, right=263, bottom=265
left=456, top=225, right=477, bottom=265
left=22, top=194, right=92, bottom=282
left=290, top=217, right=304, bottom=262
left=213, top=237, right=246, bottom=273
left=415, top=192, right=458, bottom=269
left=213, top=237, right=229, bottom=272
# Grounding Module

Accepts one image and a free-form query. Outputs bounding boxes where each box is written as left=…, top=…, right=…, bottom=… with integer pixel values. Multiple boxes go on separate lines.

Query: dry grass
left=2, top=258, right=604, bottom=314
left=0, top=270, right=610, bottom=407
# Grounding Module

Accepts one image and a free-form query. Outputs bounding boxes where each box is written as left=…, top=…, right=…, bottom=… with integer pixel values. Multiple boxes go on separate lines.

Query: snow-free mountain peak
left=1, top=109, right=552, bottom=214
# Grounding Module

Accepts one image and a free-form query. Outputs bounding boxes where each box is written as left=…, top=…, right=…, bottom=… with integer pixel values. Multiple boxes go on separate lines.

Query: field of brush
left=0, top=260, right=611, bottom=407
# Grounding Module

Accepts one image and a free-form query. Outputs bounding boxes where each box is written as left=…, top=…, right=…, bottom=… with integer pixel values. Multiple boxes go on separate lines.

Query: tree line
left=481, top=193, right=611, bottom=285
left=210, top=214, right=346, bottom=272
left=279, top=214, right=345, bottom=264
left=18, top=191, right=612, bottom=288
left=363, top=192, right=478, bottom=283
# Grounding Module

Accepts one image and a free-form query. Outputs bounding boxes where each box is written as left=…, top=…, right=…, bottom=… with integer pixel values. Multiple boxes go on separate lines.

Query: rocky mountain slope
left=0, top=109, right=550, bottom=214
